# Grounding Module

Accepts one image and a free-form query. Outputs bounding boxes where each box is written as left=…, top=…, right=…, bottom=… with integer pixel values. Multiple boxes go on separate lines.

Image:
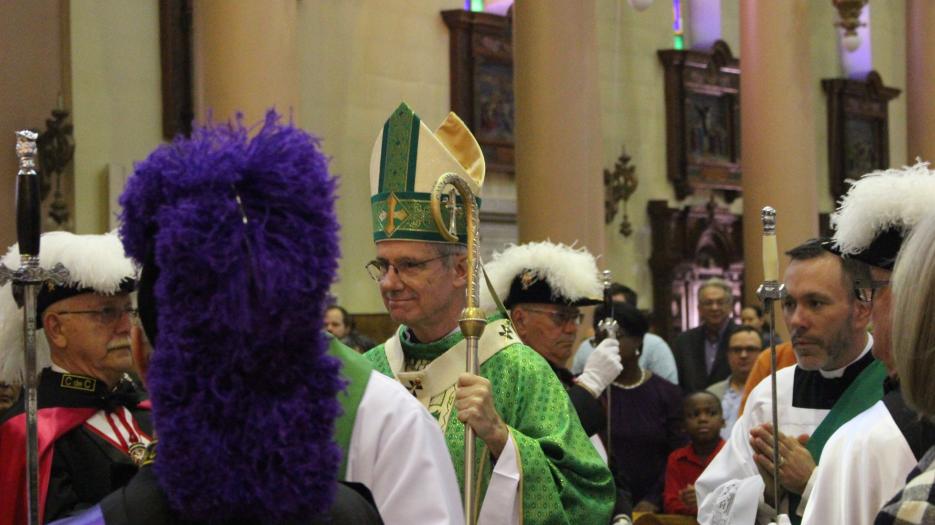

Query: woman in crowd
left=601, top=301, right=688, bottom=513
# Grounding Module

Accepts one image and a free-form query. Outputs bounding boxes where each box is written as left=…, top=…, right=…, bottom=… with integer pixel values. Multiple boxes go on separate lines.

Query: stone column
left=193, top=0, right=298, bottom=124
left=512, top=1, right=605, bottom=257
left=740, top=0, right=819, bottom=304
left=906, top=0, right=935, bottom=163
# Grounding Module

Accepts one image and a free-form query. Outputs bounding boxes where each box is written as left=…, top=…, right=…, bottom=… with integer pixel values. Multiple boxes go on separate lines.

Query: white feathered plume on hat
left=0, top=231, right=136, bottom=384
left=480, top=241, right=602, bottom=311
left=831, top=160, right=935, bottom=255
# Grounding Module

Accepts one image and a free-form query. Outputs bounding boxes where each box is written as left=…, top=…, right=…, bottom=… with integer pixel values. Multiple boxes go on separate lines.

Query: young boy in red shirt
left=663, top=391, right=726, bottom=515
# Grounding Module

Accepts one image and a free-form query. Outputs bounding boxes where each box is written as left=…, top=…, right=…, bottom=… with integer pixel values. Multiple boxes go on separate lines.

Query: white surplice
left=695, top=339, right=874, bottom=524
left=346, top=370, right=465, bottom=525
left=800, top=400, right=916, bottom=525
left=695, top=366, right=829, bottom=524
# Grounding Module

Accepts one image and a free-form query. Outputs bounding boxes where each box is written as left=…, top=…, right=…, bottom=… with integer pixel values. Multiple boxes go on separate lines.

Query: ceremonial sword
left=0, top=131, right=68, bottom=525
left=596, top=270, right=619, bottom=460
left=755, top=207, right=786, bottom=523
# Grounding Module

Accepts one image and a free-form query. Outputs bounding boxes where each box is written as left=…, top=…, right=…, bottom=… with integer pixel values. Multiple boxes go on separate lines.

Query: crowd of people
left=0, top=102, right=932, bottom=525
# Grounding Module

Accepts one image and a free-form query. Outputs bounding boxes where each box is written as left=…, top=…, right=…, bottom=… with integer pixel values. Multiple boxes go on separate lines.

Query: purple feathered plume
left=119, top=112, right=344, bottom=520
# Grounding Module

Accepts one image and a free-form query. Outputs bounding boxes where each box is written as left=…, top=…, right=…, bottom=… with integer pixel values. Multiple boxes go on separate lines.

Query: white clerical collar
left=818, top=332, right=874, bottom=379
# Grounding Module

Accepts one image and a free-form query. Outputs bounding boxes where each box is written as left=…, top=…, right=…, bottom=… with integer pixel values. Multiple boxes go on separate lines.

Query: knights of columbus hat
left=369, top=102, right=485, bottom=244
left=831, top=161, right=935, bottom=270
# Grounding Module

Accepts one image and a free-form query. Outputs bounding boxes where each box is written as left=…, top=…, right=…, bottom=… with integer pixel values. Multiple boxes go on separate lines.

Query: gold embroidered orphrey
left=384, top=317, right=517, bottom=432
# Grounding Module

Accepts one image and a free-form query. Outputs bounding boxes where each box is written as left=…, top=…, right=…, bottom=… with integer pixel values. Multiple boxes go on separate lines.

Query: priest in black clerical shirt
left=695, top=238, right=886, bottom=524
left=799, top=162, right=935, bottom=525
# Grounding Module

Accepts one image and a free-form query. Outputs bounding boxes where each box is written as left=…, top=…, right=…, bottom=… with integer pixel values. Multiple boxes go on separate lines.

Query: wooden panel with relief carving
left=658, top=41, right=741, bottom=201
left=822, top=71, right=900, bottom=203
left=441, top=9, right=514, bottom=175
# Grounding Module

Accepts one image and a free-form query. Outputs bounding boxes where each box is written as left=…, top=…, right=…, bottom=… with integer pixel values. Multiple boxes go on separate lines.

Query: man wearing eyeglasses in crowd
left=706, top=326, right=763, bottom=440
left=673, top=278, right=739, bottom=394
left=363, top=103, right=613, bottom=524
left=0, top=231, right=149, bottom=524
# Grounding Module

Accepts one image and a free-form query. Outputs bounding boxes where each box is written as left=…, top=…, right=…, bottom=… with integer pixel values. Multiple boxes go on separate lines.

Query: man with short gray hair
left=673, top=277, right=738, bottom=393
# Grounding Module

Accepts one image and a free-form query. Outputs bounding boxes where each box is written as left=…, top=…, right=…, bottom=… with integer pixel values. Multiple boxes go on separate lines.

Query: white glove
left=575, top=338, right=622, bottom=397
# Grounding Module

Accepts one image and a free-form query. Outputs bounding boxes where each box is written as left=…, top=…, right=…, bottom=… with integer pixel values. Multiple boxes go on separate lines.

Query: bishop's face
left=374, top=241, right=467, bottom=342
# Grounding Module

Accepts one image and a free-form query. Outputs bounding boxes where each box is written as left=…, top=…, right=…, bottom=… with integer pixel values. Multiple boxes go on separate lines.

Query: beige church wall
left=597, top=0, right=908, bottom=312
left=870, top=2, right=907, bottom=170
left=596, top=0, right=679, bottom=311
left=0, top=0, right=65, bottom=249
left=69, top=0, right=163, bottom=235
left=296, top=0, right=463, bottom=314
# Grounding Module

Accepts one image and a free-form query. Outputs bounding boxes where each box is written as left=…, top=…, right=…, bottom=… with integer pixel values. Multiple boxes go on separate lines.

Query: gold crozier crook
left=430, top=173, right=485, bottom=525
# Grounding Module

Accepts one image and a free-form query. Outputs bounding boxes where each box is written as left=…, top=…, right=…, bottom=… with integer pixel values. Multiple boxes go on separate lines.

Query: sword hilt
left=15, top=131, right=40, bottom=258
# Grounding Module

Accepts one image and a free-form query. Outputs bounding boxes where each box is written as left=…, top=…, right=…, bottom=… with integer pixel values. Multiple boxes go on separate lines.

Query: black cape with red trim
left=0, top=369, right=151, bottom=525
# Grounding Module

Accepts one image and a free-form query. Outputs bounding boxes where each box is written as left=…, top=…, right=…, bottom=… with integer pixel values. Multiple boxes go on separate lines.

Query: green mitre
left=369, top=102, right=485, bottom=244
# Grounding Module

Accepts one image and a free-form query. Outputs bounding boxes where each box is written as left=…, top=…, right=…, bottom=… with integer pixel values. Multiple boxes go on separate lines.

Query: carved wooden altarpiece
left=441, top=9, right=514, bottom=175
left=822, top=71, right=900, bottom=203
left=658, top=41, right=741, bottom=202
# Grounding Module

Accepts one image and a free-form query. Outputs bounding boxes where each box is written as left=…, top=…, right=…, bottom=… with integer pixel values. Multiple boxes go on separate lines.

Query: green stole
left=805, top=359, right=887, bottom=462
left=328, top=336, right=374, bottom=480
left=788, top=359, right=887, bottom=523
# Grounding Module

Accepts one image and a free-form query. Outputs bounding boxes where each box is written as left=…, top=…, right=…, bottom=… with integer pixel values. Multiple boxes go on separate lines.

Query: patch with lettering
left=60, top=374, right=96, bottom=392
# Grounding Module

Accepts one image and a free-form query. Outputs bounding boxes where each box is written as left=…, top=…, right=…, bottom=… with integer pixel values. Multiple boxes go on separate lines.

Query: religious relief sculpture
left=658, top=40, right=741, bottom=202
left=442, top=9, right=514, bottom=174
left=822, top=71, right=900, bottom=203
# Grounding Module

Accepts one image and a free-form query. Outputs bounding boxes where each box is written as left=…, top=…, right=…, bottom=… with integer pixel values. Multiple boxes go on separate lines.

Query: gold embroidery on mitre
left=382, top=192, right=410, bottom=236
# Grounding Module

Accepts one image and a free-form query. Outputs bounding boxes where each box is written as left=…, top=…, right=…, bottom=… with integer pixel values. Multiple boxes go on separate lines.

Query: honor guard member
left=695, top=238, right=885, bottom=524
left=0, top=232, right=149, bottom=524
left=800, top=162, right=935, bottom=525
left=480, top=241, right=638, bottom=525
left=479, top=241, right=619, bottom=439
left=363, top=103, right=614, bottom=524
left=82, top=112, right=460, bottom=524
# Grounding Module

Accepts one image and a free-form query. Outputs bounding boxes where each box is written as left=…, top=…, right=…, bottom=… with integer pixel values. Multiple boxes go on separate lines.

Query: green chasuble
left=329, top=335, right=374, bottom=480
left=364, top=315, right=615, bottom=524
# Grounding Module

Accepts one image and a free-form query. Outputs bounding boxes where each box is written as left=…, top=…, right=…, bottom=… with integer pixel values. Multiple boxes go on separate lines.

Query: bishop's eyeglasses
left=365, top=254, right=450, bottom=282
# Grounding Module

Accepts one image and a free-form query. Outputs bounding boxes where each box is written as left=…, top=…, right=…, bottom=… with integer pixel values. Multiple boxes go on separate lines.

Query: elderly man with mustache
left=0, top=231, right=150, bottom=524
